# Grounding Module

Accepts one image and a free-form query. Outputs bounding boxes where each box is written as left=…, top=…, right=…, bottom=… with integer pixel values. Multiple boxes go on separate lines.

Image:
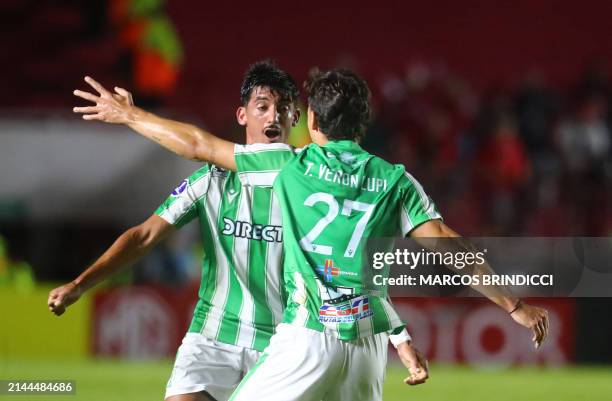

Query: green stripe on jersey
left=248, top=187, right=274, bottom=350
left=155, top=165, right=284, bottom=351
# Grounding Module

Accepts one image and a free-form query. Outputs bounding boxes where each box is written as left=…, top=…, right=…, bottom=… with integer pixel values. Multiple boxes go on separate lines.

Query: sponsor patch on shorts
left=318, top=295, right=373, bottom=323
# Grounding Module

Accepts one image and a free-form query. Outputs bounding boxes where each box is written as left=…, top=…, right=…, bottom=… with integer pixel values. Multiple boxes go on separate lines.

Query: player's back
left=274, top=140, right=407, bottom=282
left=273, top=140, right=423, bottom=339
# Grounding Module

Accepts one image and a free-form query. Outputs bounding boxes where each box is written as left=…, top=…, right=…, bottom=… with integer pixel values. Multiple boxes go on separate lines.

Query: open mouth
left=264, top=127, right=282, bottom=140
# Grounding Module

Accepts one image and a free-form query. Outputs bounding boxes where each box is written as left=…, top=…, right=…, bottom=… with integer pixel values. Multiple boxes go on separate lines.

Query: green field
left=1, top=359, right=611, bottom=401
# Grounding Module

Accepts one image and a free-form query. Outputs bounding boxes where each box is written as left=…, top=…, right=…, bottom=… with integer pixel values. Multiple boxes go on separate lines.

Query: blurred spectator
left=110, top=0, right=183, bottom=105
left=557, top=92, right=610, bottom=178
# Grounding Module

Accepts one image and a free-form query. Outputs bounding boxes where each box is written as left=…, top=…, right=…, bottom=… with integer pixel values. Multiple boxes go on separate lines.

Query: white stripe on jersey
left=201, top=177, right=231, bottom=339
left=233, top=188, right=257, bottom=348
left=234, top=143, right=293, bottom=154
left=400, top=205, right=414, bottom=236
left=404, top=172, right=440, bottom=220
left=238, top=171, right=280, bottom=187
left=357, top=297, right=375, bottom=338
left=265, top=192, right=285, bottom=326
left=380, top=298, right=404, bottom=333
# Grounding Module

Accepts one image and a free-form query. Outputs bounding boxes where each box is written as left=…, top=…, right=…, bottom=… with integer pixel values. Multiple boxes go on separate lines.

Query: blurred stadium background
left=1, top=1, right=611, bottom=400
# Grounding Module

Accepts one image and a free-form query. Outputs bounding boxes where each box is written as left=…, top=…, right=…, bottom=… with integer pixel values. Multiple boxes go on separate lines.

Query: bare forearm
left=126, top=107, right=237, bottom=170
left=439, top=235, right=517, bottom=312
left=73, top=76, right=237, bottom=170
left=72, top=226, right=157, bottom=293
left=412, top=221, right=518, bottom=312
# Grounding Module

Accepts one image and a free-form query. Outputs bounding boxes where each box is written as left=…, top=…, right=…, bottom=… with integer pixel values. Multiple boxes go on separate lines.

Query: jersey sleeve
left=234, top=143, right=296, bottom=186
left=400, top=172, right=442, bottom=236
left=155, top=165, right=211, bottom=228
left=389, top=327, right=412, bottom=348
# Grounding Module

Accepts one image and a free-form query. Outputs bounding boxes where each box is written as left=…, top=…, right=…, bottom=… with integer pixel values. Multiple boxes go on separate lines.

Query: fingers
left=404, top=353, right=429, bottom=385
left=114, top=86, right=130, bottom=98
left=84, top=76, right=111, bottom=97
left=82, top=113, right=103, bottom=121
left=73, top=89, right=99, bottom=103
left=532, top=322, right=543, bottom=347
left=114, top=87, right=134, bottom=106
left=52, top=304, right=66, bottom=316
left=73, top=106, right=98, bottom=113
left=529, top=308, right=549, bottom=349
left=536, top=312, right=549, bottom=348
left=47, top=292, right=65, bottom=316
left=417, top=352, right=430, bottom=376
left=404, top=367, right=428, bottom=385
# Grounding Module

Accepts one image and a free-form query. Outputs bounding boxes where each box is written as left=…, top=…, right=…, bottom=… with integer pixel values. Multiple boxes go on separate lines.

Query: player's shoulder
left=365, top=153, right=407, bottom=176
left=183, top=163, right=231, bottom=188
left=367, top=157, right=424, bottom=192
left=186, top=163, right=212, bottom=183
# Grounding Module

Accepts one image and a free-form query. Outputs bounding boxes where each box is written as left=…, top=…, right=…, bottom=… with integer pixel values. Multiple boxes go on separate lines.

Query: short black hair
left=304, top=68, right=371, bottom=142
left=240, top=60, right=299, bottom=106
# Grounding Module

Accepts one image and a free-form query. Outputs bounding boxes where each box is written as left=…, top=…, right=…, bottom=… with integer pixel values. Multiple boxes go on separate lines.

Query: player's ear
left=307, top=107, right=318, bottom=131
left=292, top=106, right=300, bottom=127
left=236, top=106, right=247, bottom=126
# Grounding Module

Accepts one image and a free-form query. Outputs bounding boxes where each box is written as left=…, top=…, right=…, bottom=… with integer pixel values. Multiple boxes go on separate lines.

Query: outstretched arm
left=73, top=76, right=236, bottom=170
left=411, top=219, right=549, bottom=348
left=48, top=215, right=174, bottom=316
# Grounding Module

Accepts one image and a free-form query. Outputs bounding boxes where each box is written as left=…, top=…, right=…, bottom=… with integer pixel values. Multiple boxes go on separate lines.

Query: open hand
left=510, top=301, right=549, bottom=349
left=73, top=76, right=135, bottom=124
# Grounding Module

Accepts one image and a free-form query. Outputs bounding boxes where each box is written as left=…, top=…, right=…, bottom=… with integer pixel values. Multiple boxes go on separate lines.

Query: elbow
left=128, top=224, right=157, bottom=250
left=187, top=125, right=211, bottom=162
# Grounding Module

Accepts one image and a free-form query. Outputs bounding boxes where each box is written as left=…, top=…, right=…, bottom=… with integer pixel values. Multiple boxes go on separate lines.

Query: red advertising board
left=392, top=298, right=574, bottom=366
left=93, top=286, right=574, bottom=365
left=92, top=285, right=195, bottom=358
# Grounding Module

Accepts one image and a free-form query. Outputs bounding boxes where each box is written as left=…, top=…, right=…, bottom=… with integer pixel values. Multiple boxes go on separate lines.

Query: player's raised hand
left=397, top=341, right=429, bottom=386
left=509, top=301, right=549, bottom=349
left=73, top=76, right=135, bottom=124
left=48, top=282, right=82, bottom=316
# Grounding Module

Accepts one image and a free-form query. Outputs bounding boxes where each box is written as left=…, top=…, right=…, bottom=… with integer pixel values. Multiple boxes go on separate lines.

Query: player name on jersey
left=303, top=162, right=388, bottom=193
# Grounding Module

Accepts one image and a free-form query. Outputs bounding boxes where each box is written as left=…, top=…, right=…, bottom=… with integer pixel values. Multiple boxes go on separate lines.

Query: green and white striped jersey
left=235, top=141, right=442, bottom=341
left=155, top=164, right=285, bottom=352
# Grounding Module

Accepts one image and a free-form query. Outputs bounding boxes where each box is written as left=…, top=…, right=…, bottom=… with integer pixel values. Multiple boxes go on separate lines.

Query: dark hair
left=240, top=60, right=299, bottom=106
left=304, top=68, right=371, bottom=142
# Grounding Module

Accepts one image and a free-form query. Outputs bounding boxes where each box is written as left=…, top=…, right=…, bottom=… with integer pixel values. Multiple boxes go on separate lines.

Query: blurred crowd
left=363, top=62, right=611, bottom=236
left=2, top=1, right=611, bottom=285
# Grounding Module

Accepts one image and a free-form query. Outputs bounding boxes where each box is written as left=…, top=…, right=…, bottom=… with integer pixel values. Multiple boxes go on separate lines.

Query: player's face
left=237, top=86, right=298, bottom=144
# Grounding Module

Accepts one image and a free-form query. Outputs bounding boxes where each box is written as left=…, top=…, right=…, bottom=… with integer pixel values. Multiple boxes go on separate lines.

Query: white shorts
left=229, top=324, right=389, bottom=401
left=165, top=333, right=261, bottom=401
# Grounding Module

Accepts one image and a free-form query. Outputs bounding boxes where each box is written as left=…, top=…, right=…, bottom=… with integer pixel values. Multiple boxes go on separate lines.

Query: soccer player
left=72, top=68, right=549, bottom=400
left=49, top=61, right=301, bottom=401
left=62, top=62, right=418, bottom=401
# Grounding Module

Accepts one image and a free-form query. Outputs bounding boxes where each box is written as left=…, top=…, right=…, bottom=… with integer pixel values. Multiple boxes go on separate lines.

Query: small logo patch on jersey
left=171, top=179, right=189, bottom=196
left=226, top=188, right=238, bottom=203
left=317, top=259, right=339, bottom=282
left=211, top=166, right=228, bottom=177
left=316, top=259, right=359, bottom=283
left=319, top=295, right=373, bottom=323
left=339, top=151, right=356, bottom=164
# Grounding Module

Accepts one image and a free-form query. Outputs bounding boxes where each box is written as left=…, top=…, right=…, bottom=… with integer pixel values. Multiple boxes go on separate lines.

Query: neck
left=311, top=130, right=329, bottom=146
